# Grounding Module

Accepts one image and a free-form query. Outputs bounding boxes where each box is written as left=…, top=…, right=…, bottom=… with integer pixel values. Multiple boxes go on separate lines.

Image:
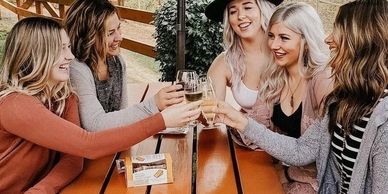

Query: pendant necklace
left=288, top=77, right=302, bottom=110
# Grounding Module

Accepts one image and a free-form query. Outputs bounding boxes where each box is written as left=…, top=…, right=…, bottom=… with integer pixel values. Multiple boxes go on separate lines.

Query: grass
left=0, top=31, right=8, bottom=64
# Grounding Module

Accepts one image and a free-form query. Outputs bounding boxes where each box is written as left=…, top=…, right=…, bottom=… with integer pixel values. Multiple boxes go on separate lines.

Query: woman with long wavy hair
left=205, top=0, right=282, bottom=110
left=0, top=17, right=201, bottom=193
left=213, top=0, right=388, bottom=193
left=64, top=0, right=185, bottom=131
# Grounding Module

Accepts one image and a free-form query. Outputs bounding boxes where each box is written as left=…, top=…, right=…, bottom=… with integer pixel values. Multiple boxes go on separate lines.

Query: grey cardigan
left=243, top=96, right=388, bottom=194
left=70, top=55, right=159, bottom=131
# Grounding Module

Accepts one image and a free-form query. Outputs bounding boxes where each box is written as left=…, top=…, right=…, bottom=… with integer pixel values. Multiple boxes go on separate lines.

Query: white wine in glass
left=200, top=76, right=217, bottom=129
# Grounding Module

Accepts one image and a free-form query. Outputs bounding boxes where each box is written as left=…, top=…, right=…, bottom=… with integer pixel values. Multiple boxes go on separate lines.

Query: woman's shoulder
left=0, top=93, right=38, bottom=108
left=208, top=52, right=231, bottom=76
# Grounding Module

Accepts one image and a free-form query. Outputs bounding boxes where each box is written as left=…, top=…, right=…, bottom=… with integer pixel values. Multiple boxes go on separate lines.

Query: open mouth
left=238, top=22, right=251, bottom=30
left=273, top=51, right=286, bottom=58
left=59, top=64, right=69, bottom=71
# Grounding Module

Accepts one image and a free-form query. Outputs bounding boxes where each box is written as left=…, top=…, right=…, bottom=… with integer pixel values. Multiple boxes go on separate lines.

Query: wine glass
left=200, top=76, right=218, bottom=129
left=175, top=69, right=197, bottom=92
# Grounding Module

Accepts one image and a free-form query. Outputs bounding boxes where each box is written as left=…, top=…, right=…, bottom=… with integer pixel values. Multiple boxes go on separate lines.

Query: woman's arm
left=207, top=53, right=231, bottom=101
left=0, top=93, right=165, bottom=159
left=243, top=117, right=323, bottom=166
left=371, top=124, right=388, bottom=193
left=25, top=95, right=84, bottom=194
left=70, top=63, right=160, bottom=131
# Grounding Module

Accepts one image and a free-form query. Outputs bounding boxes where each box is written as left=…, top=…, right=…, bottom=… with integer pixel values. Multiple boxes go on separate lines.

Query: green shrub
left=154, top=0, right=224, bottom=81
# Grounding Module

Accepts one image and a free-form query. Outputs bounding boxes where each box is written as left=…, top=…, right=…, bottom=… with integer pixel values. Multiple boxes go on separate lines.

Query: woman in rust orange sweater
left=0, top=17, right=201, bottom=194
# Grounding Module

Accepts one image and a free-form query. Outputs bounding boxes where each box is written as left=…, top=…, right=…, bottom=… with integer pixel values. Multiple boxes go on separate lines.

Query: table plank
left=105, top=82, right=171, bottom=194
left=150, top=130, right=194, bottom=194
left=196, top=126, right=238, bottom=194
left=234, top=146, right=284, bottom=194
left=61, top=83, right=148, bottom=194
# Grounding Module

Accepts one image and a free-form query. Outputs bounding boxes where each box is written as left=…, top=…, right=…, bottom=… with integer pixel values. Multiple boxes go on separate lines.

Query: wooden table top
left=61, top=82, right=284, bottom=194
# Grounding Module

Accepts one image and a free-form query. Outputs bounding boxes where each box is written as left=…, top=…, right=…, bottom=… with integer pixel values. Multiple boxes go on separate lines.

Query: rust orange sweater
left=0, top=93, right=165, bottom=193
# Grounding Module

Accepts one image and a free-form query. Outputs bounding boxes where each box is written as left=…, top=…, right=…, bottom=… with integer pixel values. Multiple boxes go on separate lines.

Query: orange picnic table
left=61, top=82, right=284, bottom=194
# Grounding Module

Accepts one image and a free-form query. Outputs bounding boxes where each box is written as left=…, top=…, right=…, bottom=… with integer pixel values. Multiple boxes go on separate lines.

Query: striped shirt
left=331, top=88, right=388, bottom=194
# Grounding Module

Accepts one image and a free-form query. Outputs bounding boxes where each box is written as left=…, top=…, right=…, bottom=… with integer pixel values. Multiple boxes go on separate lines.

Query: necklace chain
left=288, top=77, right=302, bottom=110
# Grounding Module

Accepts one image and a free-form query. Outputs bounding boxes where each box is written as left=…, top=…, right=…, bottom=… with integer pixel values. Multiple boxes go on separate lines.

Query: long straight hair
left=260, top=2, right=329, bottom=105
left=64, top=0, right=118, bottom=76
left=223, top=0, right=276, bottom=87
left=0, top=17, right=72, bottom=116
left=324, top=0, right=388, bottom=134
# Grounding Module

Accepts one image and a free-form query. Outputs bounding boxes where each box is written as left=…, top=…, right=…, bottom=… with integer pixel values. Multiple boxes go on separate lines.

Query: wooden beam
left=121, top=38, right=155, bottom=58
left=58, top=4, right=65, bottom=18
left=21, top=0, right=33, bottom=9
left=35, top=1, right=42, bottom=14
left=116, top=6, right=154, bottom=24
left=42, top=2, right=59, bottom=18
left=37, top=0, right=72, bottom=6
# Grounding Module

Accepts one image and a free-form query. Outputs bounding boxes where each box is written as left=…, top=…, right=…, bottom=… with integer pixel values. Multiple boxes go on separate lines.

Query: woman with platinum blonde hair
left=0, top=17, right=201, bottom=193
left=234, top=2, right=333, bottom=193
left=214, top=0, right=388, bottom=193
left=206, top=0, right=282, bottom=111
left=65, top=0, right=185, bottom=132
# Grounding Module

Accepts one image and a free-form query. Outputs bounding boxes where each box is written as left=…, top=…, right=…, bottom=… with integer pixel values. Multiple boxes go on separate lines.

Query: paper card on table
left=125, top=153, right=174, bottom=187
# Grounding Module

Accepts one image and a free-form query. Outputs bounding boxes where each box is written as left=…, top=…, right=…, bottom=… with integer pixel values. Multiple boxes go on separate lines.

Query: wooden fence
left=0, top=0, right=156, bottom=58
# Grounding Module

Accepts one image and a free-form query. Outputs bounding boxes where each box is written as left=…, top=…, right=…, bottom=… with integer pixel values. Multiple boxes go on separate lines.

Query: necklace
left=288, top=77, right=302, bottom=110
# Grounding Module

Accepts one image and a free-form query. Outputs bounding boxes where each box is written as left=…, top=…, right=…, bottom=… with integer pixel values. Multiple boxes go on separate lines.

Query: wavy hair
left=324, top=0, right=388, bottom=134
left=0, top=17, right=72, bottom=116
left=260, top=2, right=330, bottom=105
left=64, top=0, right=117, bottom=76
left=223, top=0, right=276, bottom=87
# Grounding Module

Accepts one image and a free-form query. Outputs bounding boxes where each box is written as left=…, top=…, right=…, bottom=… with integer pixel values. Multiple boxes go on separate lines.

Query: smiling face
left=50, top=30, right=74, bottom=83
left=105, top=13, right=122, bottom=56
left=324, top=32, right=339, bottom=52
left=267, top=22, right=303, bottom=68
left=228, top=0, right=262, bottom=39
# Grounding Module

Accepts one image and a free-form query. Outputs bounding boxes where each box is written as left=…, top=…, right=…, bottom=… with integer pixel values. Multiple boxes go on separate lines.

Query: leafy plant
left=154, top=0, right=224, bottom=81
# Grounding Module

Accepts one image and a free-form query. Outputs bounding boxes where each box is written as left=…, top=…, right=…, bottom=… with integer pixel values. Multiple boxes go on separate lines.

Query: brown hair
left=64, top=0, right=118, bottom=76
left=324, top=0, right=388, bottom=134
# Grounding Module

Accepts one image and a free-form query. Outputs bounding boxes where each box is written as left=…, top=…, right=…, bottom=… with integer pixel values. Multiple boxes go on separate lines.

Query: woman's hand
left=161, top=100, right=202, bottom=128
left=213, top=101, right=248, bottom=131
left=155, top=84, right=185, bottom=111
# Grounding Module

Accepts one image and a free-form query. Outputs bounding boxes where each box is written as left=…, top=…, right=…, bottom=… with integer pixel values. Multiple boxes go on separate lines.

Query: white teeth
left=239, top=22, right=251, bottom=29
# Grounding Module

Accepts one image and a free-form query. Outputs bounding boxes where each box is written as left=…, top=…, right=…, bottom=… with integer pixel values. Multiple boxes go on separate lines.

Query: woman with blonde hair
left=214, top=0, right=388, bottom=193
left=206, top=0, right=282, bottom=111
left=64, top=0, right=184, bottom=131
left=0, top=17, right=201, bottom=193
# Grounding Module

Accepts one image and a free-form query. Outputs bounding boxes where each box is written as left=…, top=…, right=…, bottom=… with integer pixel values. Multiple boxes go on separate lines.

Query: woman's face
left=228, top=0, right=262, bottom=39
left=105, top=13, right=122, bottom=56
left=50, top=30, right=74, bottom=83
left=324, top=32, right=338, bottom=51
left=268, top=22, right=302, bottom=68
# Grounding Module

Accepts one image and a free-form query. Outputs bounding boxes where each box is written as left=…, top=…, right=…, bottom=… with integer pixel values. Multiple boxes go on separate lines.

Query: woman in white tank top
left=205, top=0, right=282, bottom=110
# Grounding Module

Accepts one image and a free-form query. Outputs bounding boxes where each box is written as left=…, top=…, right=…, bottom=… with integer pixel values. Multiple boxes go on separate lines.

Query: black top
left=94, top=56, right=123, bottom=113
left=271, top=103, right=302, bottom=138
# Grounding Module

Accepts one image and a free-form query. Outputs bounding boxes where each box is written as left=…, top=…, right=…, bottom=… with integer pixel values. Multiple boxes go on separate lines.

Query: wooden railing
left=0, top=0, right=156, bottom=58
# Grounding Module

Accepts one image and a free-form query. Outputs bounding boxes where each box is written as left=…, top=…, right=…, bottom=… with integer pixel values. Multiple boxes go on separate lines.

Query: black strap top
left=271, top=103, right=302, bottom=138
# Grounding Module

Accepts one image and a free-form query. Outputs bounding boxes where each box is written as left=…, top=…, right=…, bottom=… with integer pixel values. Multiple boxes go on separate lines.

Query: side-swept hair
left=223, top=0, right=276, bottom=88
left=0, top=17, right=72, bottom=116
left=324, top=0, right=388, bottom=134
left=64, top=0, right=117, bottom=76
left=260, top=2, right=329, bottom=105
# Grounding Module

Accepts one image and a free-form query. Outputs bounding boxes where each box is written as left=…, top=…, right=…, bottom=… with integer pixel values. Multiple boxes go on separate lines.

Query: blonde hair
left=260, top=2, right=330, bottom=105
left=223, top=0, right=276, bottom=87
left=0, top=17, right=72, bottom=116
left=324, top=0, right=388, bottom=134
left=64, top=0, right=118, bottom=76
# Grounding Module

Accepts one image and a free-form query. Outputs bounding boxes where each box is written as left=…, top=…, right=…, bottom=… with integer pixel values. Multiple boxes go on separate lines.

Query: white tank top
left=231, top=81, right=259, bottom=110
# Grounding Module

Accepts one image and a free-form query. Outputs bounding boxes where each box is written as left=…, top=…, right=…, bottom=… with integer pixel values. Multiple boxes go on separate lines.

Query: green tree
left=154, top=0, right=224, bottom=81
